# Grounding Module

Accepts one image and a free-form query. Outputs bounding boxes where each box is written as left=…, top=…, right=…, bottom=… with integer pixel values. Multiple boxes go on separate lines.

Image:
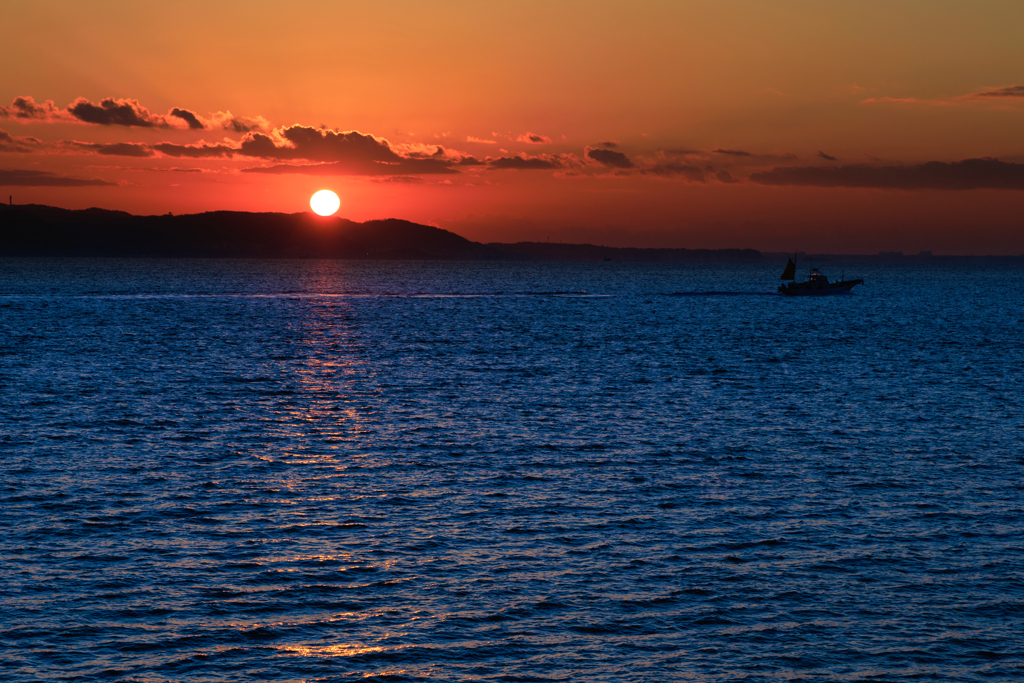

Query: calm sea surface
left=2, top=258, right=1023, bottom=682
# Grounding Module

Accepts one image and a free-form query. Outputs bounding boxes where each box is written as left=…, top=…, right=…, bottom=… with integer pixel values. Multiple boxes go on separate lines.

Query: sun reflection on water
left=279, top=643, right=386, bottom=658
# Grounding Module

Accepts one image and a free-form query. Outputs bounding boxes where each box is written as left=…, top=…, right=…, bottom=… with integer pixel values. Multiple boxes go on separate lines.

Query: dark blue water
left=2, top=258, right=1023, bottom=682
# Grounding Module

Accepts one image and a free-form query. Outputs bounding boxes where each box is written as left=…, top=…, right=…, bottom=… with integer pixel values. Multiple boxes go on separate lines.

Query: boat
left=778, top=255, right=863, bottom=296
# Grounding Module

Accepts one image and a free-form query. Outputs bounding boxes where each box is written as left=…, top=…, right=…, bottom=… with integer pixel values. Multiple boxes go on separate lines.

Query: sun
left=310, top=189, right=340, bottom=216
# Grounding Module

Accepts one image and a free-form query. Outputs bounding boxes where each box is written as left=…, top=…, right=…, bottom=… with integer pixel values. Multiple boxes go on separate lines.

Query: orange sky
left=3, top=0, right=1024, bottom=253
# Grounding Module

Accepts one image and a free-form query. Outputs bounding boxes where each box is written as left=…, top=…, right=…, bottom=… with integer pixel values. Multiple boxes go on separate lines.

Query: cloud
left=225, top=118, right=261, bottom=133
left=1, top=116, right=472, bottom=176
left=598, top=141, right=619, bottom=149
left=467, top=136, right=498, bottom=144
left=750, top=157, right=1024, bottom=190
left=662, top=147, right=703, bottom=157
left=487, top=153, right=583, bottom=171
left=716, top=170, right=737, bottom=183
left=969, top=85, right=1024, bottom=99
left=64, top=141, right=155, bottom=157
left=3, top=131, right=160, bottom=157
left=1, top=96, right=272, bottom=132
left=67, top=97, right=171, bottom=127
left=0, top=129, right=43, bottom=153
left=152, top=142, right=237, bottom=158
left=0, top=169, right=116, bottom=186
left=233, top=125, right=461, bottom=175
left=586, top=147, right=635, bottom=169
left=713, top=148, right=797, bottom=162
left=241, top=156, right=458, bottom=176
left=170, top=108, right=205, bottom=130
left=818, top=151, right=837, bottom=161
left=860, top=96, right=948, bottom=106
left=372, top=175, right=424, bottom=184
left=713, top=148, right=752, bottom=157
left=206, top=111, right=270, bottom=133
left=390, top=142, right=449, bottom=159
left=858, top=86, right=1024, bottom=106
left=0, top=96, right=72, bottom=123
left=138, top=167, right=205, bottom=173
left=489, top=156, right=556, bottom=170
left=239, top=126, right=395, bottom=162
left=641, top=163, right=706, bottom=182
left=516, top=132, right=552, bottom=144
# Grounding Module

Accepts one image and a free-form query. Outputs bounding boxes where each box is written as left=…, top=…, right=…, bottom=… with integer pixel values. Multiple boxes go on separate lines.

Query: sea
left=1, top=258, right=1022, bottom=682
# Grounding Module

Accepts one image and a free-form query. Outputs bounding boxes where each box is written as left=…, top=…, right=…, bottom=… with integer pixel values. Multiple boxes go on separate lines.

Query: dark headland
left=3, top=204, right=1022, bottom=263
left=0, top=204, right=758, bottom=262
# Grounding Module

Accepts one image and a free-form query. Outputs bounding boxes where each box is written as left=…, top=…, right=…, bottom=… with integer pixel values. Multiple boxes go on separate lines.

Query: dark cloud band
left=971, top=85, right=1024, bottom=98
left=0, top=169, right=116, bottom=186
left=750, top=158, right=1024, bottom=190
left=489, top=156, right=560, bottom=170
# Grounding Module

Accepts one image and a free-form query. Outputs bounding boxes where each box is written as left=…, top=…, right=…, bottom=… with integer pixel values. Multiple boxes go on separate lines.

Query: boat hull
left=778, top=278, right=863, bottom=296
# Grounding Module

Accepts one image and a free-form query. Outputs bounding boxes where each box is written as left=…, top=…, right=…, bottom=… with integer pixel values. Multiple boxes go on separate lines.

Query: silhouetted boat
left=778, top=255, right=863, bottom=296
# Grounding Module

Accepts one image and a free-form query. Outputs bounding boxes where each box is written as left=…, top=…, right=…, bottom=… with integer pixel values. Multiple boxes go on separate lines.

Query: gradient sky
left=3, top=0, right=1024, bottom=253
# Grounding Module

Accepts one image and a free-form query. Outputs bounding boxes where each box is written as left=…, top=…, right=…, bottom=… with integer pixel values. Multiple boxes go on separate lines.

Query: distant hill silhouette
left=0, top=204, right=760, bottom=261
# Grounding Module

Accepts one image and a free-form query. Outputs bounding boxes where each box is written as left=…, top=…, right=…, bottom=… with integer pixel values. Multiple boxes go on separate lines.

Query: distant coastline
left=2, top=204, right=1022, bottom=263
left=0, top=204, right=760, bottom=262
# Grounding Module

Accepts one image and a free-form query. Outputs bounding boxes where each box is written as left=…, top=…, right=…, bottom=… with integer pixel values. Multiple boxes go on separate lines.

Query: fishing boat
left=778, top=255, right=863, bottom=296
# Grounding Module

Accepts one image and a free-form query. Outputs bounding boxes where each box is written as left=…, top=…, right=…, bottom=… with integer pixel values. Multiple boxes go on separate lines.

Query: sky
left=3, top=0, right=1024, bottom=253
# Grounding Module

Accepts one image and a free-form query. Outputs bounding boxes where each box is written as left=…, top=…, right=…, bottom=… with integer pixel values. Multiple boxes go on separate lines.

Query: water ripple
left=1, top=258, right=1022, bottom=681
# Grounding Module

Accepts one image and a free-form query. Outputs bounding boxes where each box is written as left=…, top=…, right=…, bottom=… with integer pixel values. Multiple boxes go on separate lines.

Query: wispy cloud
left=968, top=85, right=1024, bottom=99
left=63, top=141, right=155, bottom=157
left=661, top=147, right=703, bottom=157
left=371, top=175, right=425, bottom=184
left=0, top=128, right=44, bottom=153
left=152, top=142, right=237, bottom=158
left=860, top=96, right=947, bottom=106
left=713, top=148, right=797, bottom=162
left=0, top=168, right=116, bottom=186
left=241, top=157, right=458, bottom=177
left=487, top=153, right=580, bottom=171
left=713, top=148, right=752, bottom=157
left=489, top=155, right=560, bottom=170
left=862, top=87, right=1024, bottom=106
left=515, top=132, right=552, bottom=145
left=640, top=163, right=706, bottom=182
left=750, top=158, right=1024, bottom=190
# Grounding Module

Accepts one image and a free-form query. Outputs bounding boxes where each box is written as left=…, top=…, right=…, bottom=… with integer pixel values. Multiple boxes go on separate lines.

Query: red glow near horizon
left=2, top=3, right=1024, bottom=253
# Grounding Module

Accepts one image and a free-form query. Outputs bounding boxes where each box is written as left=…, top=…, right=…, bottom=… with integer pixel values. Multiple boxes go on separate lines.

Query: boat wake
left=666, top=291, right=778, bottom=296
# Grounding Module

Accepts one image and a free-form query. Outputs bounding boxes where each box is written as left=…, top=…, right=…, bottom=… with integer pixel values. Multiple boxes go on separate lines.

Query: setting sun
left=310, top=190, right=340, bottom=216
